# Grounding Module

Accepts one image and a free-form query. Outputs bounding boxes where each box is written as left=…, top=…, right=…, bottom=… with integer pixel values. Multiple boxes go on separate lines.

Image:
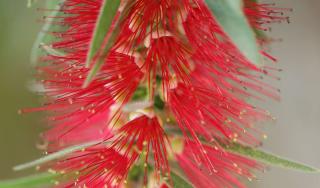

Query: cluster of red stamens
left=25, top=0, right=289, bottom=187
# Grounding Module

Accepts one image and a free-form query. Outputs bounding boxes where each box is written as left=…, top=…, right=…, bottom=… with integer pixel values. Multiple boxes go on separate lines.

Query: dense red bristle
left=25, top=0, right=144, bottom=149
left=112, top=115, right=170, bottom=184
left=164, top=0, right=282, bottom=165
left=245, top=1, right=291, bottom=28
left=144, top=36, right=192, bottom=100
left=176, top=141, right=263, bottom=188
left=56, top=146, right=131, bottom=187
left=114, top=0, right=187, bottom=51
left=56, top=115, right=169, bottom=187
left=26, top=0, right=289, bottom=187
left=24, top=50, right=143, bottom=150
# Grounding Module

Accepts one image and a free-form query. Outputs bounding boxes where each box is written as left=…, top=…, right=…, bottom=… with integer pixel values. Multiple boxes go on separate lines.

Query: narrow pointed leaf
left=205, top=0, right=261, bottom=66
left=171, top=170, right=193, bottom=188
left=14, top=141, right=101, bottom=171
left=165, top=129, right=319, bottom=173
left=41, top=43, right=65, bottom=57
left=225, top=143, right=320, bottom=173
left=0, top=173, right=59, bottom=188
left=30, top=0, right=65, bottom=65
left=83, top=1, right=133, bottom=87
left=85, top=0, right=121, bottom=68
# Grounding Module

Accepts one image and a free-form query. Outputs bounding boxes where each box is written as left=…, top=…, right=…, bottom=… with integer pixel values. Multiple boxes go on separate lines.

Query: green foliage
left=132, top=87, right=148, bottom=100
left=46, top=0, right=61, bottom=9
left=30, top=0, right=65, bottom=65
left=171, top=170, right=193, bottom=188
left=83, top=0, right=134, bottom=87
left=154, top=95, right=165, bottom=110
left=27, top=0, right=36, bottom=7
left=225, top=142, right=320, bottom=173
left=128, top=165, right=144, bottom=181
left=14, top=141, right=100, bottom=171
left=0, top=173, right=59, bottom=188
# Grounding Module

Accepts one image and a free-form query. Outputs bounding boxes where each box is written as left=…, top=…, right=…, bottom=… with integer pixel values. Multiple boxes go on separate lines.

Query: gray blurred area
left=0, top=0, right=44, bottom=180
left=250, top=0, right=320, bottom=187
left=0, top=0, right=319, bottom=187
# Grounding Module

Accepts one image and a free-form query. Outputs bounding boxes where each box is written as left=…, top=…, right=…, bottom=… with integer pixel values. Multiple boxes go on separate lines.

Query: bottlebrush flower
left=26, top=0, right=289, bottom=187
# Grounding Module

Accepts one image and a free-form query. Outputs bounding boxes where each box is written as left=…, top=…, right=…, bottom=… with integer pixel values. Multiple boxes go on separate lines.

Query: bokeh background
left=0, top=0, right=319, bottom=187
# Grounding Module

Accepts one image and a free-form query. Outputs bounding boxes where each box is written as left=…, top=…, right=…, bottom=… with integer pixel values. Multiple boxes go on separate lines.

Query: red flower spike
left=112, top=115, right=170, bottom=184
left=176, top=141, right=263, bottom=188
left=26, top=0, right=289, bottom=187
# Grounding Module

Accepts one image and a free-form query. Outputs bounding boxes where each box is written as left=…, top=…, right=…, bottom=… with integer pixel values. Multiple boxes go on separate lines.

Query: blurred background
left=0, top=0, right=319, bottom=187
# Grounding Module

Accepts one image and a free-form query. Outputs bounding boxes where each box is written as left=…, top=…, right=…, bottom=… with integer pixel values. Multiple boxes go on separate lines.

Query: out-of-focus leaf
left=171, top=170, right=193, bottom=188
left=46, top=0, right=60, bottom=9
left=128, top=165, right=144, bottom=181
left=132, top=87, right=148, bottom=100
left=154, top=95, right=165, bottom=110
left=27, top=0, right=36, bottom=8
left=30, top=0, right=65, bottom=65
left=85, top=0, right=121, bottom=68
left=41, top=43, right=65, bottom=57
left=14, top=141, right=101, bottom=171
left=225, top=142, right=320, bottom=173
left=205, top=0, right=261, bottom=66
left=0, top=173, right=60, bottom=188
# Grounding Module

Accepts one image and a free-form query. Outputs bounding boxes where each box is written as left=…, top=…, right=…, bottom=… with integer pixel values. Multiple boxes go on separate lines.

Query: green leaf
left=14, top=141, right=100, bottom=171
left=41, top=43, right=65, bottom=57
left=225, top=143, right=320, bottom=173
left=0, top=173, right=59, bottom=188
left=128, top=165, right=144, bottom=181
left=205, top=0, right=261, bottom=66
left=83, top=1, right=133, bottom=87
left=85, top=0, right=121, bottom=68
left=30, top=0, right=65, bottom=65
left=171, top=170, right=193, bottom=188
left=154, top=95, right=165, bottom=110
left=132, top=87, right=148, bottom=100
left=254, top=28, right=267, bottom=39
